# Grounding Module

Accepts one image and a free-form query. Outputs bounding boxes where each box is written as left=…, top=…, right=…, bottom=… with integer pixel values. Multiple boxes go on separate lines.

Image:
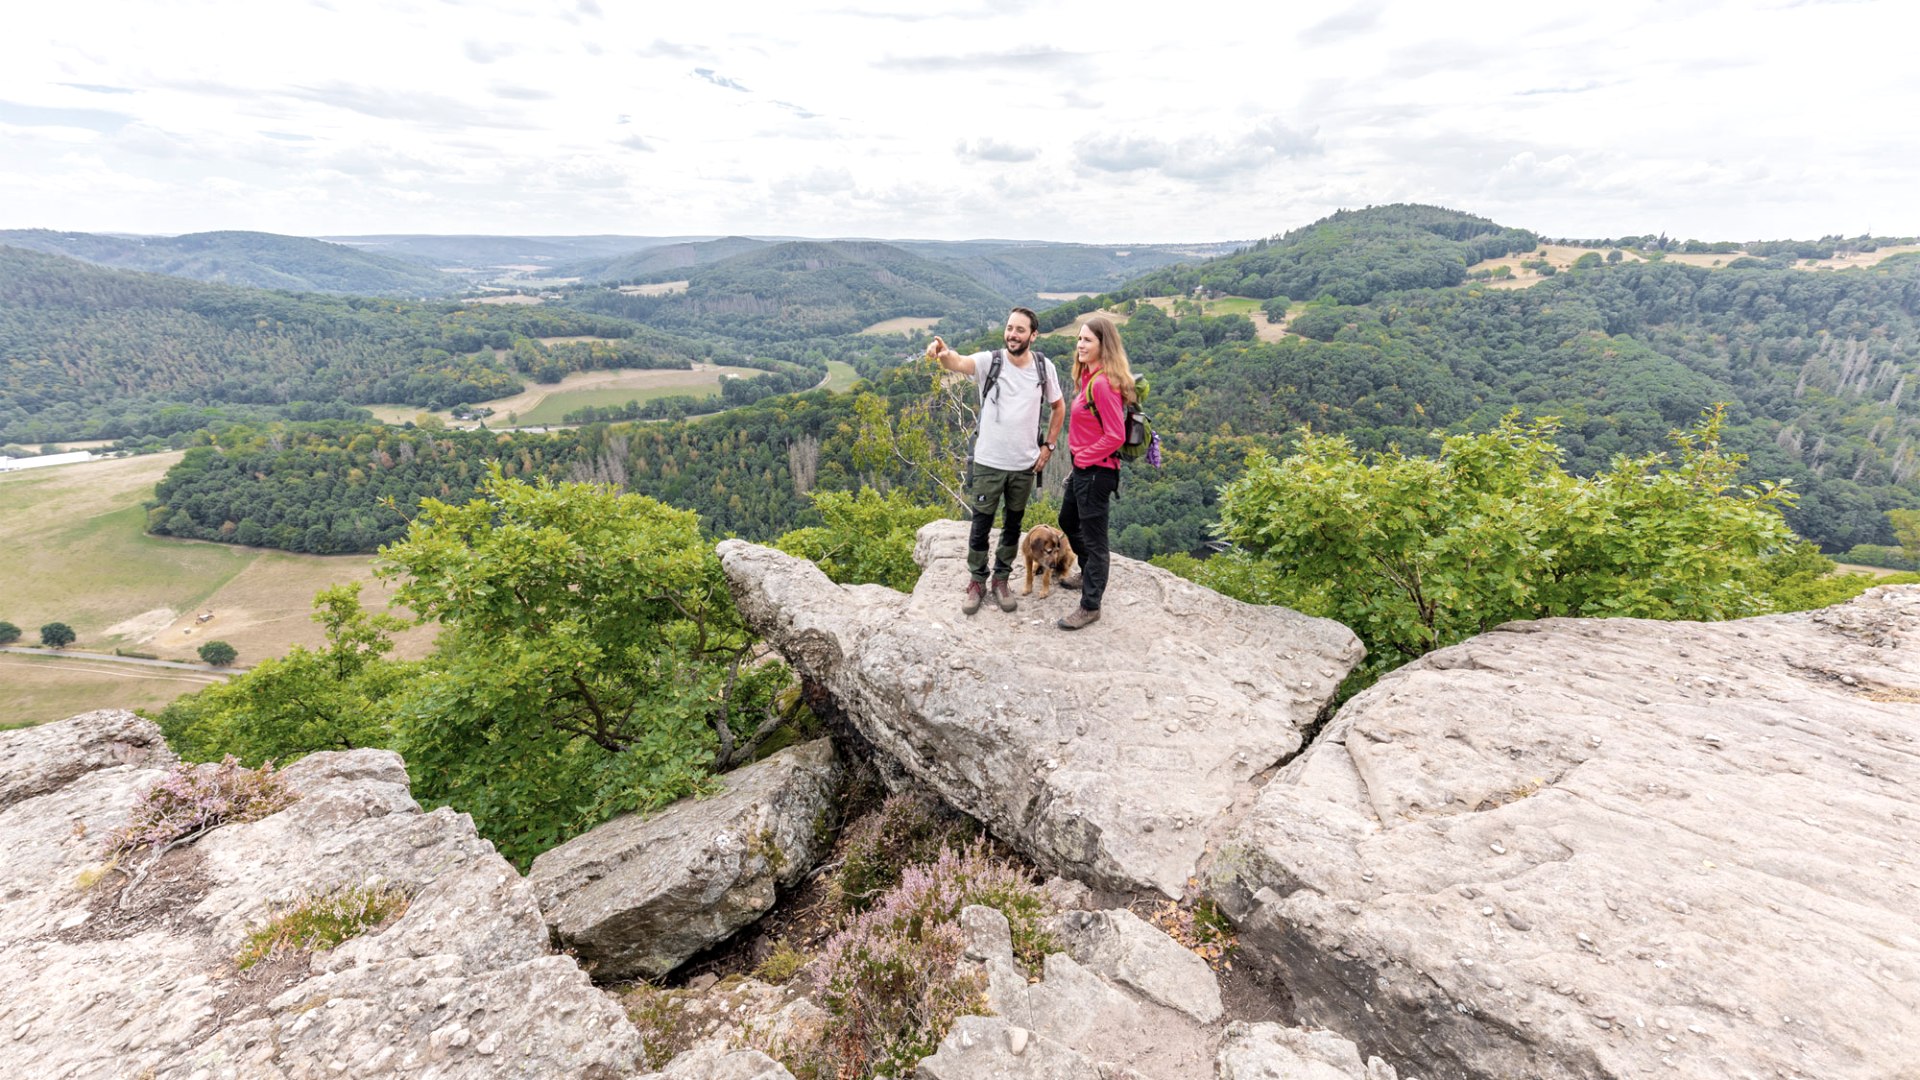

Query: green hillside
left=551, top=236, right=772, bottom=283
left=0, top=229, right=460, bottom=297
left=884, top=240, right=1228, bottom=297
left=1115, top=203, right=1538, bottom=306
left=0, top=247, right=704, bottom=443
left=566, top=239, right=1011, bottom=342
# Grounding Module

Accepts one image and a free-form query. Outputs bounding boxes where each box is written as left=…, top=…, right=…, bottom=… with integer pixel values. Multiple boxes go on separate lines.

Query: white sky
left=2, top=0, right=1913, bottom=244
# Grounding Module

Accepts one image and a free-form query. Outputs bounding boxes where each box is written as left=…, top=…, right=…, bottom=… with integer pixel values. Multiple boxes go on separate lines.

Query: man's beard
left=1004, top=339, right=1029, bottom=355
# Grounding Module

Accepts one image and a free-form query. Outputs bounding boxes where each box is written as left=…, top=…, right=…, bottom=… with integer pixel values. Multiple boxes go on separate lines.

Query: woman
left=1057, top=314, right=1135, bottom=630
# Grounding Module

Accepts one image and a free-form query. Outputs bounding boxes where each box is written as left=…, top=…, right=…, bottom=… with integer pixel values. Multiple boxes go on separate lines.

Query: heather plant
left=234, top=884, right=410, bottom=969
left=831, top=791, right=978, bottom=914
left=106, top=756, right=297, bottom=858
left=788, top=842, right=1055, bottom=1079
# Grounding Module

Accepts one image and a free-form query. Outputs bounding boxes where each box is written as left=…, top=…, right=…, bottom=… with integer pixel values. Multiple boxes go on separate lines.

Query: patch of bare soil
left=203, top=951, right=313, bottom=1031
left=55, top=846, right=213, bottom=945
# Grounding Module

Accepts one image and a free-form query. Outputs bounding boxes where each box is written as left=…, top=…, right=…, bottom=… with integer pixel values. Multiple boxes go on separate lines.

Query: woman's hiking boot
left=962, top=580, right=985, bottom=615
left=1057, top=606, right=1101, bottom=631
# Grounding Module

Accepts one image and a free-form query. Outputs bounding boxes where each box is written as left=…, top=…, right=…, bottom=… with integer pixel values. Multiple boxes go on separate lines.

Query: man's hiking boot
left=962, top=580, right=985, bottom=615
left=991, top=578, right=1018, bottom=612
left=1057, top=606, right=1101, bottom=631
left=1057, top=571, right=1082, bottom=591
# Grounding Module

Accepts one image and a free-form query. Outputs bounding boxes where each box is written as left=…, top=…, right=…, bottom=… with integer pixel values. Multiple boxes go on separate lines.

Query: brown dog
left=1021, top=525, right=1076, bottom=597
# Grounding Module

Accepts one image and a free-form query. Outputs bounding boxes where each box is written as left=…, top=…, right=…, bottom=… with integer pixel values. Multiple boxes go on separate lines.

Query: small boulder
left=917, top=1015, right=1104, bottom=1080
left=640, top=1044, right=797, bottom=1080
left=0, top=709, right=173, bottom=809
left=530, top=738, right=842, bottom=981
left=1048, top=908, right=1223, bottom=1023
left=1217, top=1022, right=1399, bottom=1080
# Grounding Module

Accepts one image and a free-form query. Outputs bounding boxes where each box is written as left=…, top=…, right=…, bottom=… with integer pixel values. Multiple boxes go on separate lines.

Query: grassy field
left=365, top=365, right=760, bottom=429
left=0, top=453, right=434, bottom=727
left=822, top=360, right=860, bottom=393
left=858, top=316, right=941, bottom=336
left=0, top=653, right=228, bottom=730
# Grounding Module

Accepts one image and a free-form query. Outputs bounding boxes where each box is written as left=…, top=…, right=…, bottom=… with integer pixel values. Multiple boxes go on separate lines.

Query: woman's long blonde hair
left=1075, top=314, right=1137, bottom=404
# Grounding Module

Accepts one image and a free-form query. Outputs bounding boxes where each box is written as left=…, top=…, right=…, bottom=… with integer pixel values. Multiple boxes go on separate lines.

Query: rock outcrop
left=530, top=738, right=843, bottom=981
left=718, top=521, right=1362, bottom=896
left=0, top=711, right=641, bottom=1079
left=923, top=903, right=1397, bottom=1079
left=1207, top=586, right=1920, bottom=1080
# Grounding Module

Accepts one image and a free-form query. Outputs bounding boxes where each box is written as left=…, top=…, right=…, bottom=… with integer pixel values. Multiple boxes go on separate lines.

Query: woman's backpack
left=1086, top=377, right=1162, bottom=467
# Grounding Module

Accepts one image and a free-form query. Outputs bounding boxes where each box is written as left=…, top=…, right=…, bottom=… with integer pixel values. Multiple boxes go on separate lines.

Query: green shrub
left=197, top=640, right=238, bottom=667
left=832, top=792, right=978, bottom=913
left=235, top=885, right=410, bottom=969
left=0, top=620, right=18, bottom=645
left=753, top=938, right=808, bottom=984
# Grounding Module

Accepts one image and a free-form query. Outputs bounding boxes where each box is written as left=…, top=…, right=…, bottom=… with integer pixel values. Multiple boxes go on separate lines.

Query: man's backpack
left=1085, top=376, right=1162, bottom=467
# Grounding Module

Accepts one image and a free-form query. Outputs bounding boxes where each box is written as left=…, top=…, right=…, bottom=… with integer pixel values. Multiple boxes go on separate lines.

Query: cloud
left=284, top=83, right=531, bottom=129
left=1484, top=151, right=1582, bottom=194
left=464, top=40, right=514, bottom=63
left=1516, top=80, right=1609, bottom=96
left=618, top=134, right=654, bottom=152
left=1299, top=1, right=1387, bottom=45
left=694, top=68, right=751, bottom=93
left=956, top=138, right=1038, bottom=163
left=879, top=46, right=1090, bottom=75
left=0, top=100, right=133, bottom=133
left=773, top=100, right=820, bottom=120
left=260, top=131, right=315, bottom=142
left=771, top=167, right=855, bottom=196
left=635, top=39, right=700, bottom=59
left=489, top=84, right=553, bottom=101
left=56, top=83, right=136, bottom=95
left=575, top=0, right=602, bottom=16
left=1074, top=119, right=1321, bottom=182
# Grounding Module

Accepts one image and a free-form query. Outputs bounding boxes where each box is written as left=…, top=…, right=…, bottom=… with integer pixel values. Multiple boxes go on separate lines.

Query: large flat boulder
left=529, top=738, right=843, bottom=981
left=0, top=712, right=642, bottom=1079
left=718, top=521, right=1362, bottom=897
left=1207, top=586, right=1920, bottom=1080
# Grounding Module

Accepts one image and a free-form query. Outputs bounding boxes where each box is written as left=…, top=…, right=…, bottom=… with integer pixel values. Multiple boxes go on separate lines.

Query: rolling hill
left=566, top=239, right=1012, bottom=342
left=0, top=247, right=702, bottom=443
left=0, top=229, right=462, bottom=297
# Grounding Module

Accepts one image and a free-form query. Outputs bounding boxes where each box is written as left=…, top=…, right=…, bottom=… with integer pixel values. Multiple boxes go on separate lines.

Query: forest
left=6, top=204, right=1916, bottom=557
left=0, top=246, right=709, bottom=443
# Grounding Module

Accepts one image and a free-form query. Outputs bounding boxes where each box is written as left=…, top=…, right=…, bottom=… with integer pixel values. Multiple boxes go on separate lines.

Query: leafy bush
left=776, top=488, right=951, bottom=592
left=0, top=620, right=18, bottom=644
left=106, top=757, right=296, bottom=857
left=197, top=640, right=238, bottom=667
left=831, top=792, right=978, bottom=913
left=39, top=621, right=75, bottom=648
left=1215, top=407, right=1797, bottom=683
left=788, top=842, right=1053, bottom=1079
left=752, top=938, right=808, bottom=984
left=235, top=885, right=410, bottom=969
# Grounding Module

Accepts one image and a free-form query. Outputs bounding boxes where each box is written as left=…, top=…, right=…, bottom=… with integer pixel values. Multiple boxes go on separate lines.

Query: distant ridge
left=568, top=239, right=1011, bottom=341
left=549, top=236, right=772, bottom=283
left=0, top=229, right=461, bottom=298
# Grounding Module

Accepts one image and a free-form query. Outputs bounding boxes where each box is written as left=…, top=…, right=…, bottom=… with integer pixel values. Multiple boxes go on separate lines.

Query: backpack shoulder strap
left=981, top=348, right=1006, bottom=403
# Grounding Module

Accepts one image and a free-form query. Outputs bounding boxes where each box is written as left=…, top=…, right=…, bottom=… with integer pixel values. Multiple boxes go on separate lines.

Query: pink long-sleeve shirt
left=1069, top=367, right=1127, bottom=470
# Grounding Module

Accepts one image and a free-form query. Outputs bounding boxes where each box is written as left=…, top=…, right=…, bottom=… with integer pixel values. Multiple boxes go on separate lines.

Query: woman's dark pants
left=1060, top=465, right=1118, bottom=611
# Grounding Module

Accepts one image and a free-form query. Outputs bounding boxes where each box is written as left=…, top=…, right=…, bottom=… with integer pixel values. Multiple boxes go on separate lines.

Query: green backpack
left=1085, top=377, right=1161, bottom=466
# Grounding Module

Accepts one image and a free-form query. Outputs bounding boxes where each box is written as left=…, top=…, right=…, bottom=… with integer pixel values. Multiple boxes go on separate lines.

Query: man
left=927, top=307, right=1066, bottom=615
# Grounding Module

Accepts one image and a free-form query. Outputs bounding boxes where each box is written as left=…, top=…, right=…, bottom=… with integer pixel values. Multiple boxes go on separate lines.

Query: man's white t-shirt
left=969, top=349, right=1063, bottom=471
